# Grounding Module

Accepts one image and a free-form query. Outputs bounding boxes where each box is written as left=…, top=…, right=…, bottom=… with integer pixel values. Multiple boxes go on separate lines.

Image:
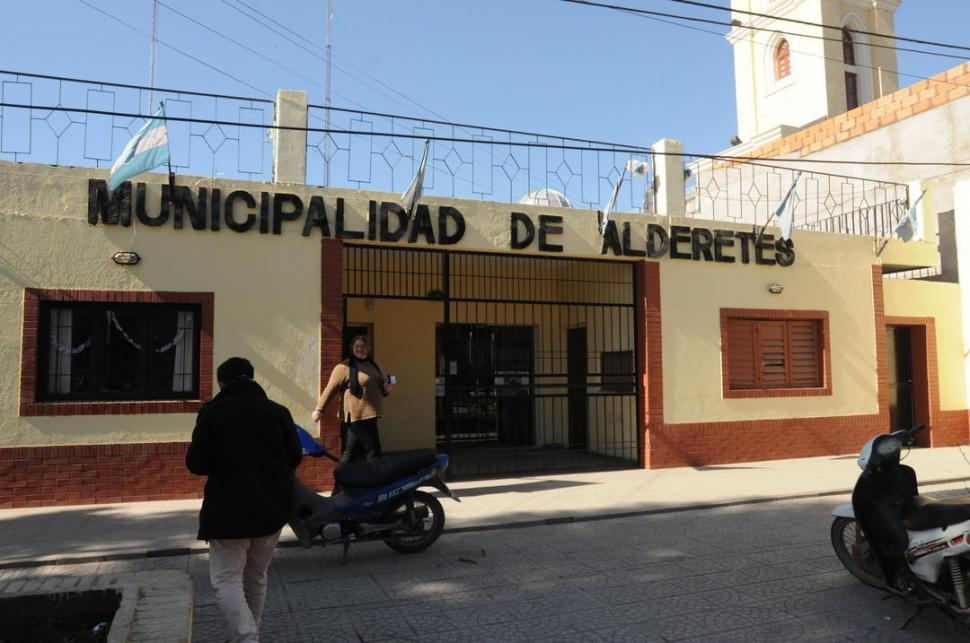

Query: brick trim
left=719, top=308, right=832, bottom=399
left=738, top=61, right=970, bottom=161
left=319, top=239, right=344, bottom=456
left=19, top=289, right=214, bottom=416
left=884, top=315, right=950, bottom=446
left=636, top=261, right=663, bottom=469
left=0, top=441, right=334, bottom=508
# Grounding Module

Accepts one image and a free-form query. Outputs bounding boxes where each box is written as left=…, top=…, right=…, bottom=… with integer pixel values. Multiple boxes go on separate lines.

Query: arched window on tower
left=774, top=39, right=791, bottom=80
left=843, top=28, right=859, bottom=110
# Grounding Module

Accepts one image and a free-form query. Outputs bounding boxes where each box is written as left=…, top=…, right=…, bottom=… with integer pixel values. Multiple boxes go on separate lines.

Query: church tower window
left=843, top=28, right=859, bottom=110
left=774, top=39, right=791, bottom=80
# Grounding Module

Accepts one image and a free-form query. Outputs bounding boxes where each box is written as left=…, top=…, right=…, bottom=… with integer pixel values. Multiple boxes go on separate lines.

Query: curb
left=2, top=475, right=968, bottom=570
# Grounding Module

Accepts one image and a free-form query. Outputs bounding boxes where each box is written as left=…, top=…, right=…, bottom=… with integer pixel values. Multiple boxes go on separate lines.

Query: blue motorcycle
left=289, top=425, right=458, bottom=558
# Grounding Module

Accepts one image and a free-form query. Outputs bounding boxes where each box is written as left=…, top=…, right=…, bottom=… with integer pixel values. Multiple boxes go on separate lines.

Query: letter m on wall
left=88, top=179, right=132, bottom=226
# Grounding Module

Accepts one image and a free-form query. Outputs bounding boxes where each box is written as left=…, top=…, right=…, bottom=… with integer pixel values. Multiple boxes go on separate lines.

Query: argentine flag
left=773, top=172, right=802, bottom=241
left=108, top=105, right=171, bottom=192
left=895, top=189, right=927, bottom=242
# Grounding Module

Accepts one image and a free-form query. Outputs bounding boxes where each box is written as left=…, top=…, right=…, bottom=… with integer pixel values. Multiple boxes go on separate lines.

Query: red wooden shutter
left=727, top=319, right=757, bottom=389
left=789, top=320, right=822, bottom=388
left=757, top=321, right=788, bottom=388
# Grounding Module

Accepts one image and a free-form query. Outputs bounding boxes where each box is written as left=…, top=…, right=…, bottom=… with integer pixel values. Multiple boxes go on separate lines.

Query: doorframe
left=885, top=317, right=938, bottom=447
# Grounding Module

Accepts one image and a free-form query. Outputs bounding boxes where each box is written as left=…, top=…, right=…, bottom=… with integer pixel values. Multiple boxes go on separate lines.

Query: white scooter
left=831, top=425, right=970, bottom=629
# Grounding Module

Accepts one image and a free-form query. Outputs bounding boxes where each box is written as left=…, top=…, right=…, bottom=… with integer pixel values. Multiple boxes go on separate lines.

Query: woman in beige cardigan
left=312, top=335, right=394, bottom=463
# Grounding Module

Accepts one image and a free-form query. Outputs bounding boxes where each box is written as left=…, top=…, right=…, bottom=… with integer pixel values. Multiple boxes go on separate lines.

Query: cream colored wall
left=344, top=298, right=441, bottom=450
left=883, top=279, right=968, bottom=412
left=1, top=159, right=959, bottom=451
left=661, top=217, right=880, bottom=424
left=0, top=164, right=322, bottom=447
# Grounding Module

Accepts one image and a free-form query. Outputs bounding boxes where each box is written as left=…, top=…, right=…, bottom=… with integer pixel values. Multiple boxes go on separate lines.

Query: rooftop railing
left=1, top=69, right=911, bottom=238
left=685, top=155, right=910, bottom=239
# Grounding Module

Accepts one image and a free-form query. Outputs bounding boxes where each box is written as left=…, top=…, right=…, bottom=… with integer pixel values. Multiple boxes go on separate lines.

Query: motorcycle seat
left=334, top=449, right=439, bottom=489
left=903, top=494, right=970, bottom=531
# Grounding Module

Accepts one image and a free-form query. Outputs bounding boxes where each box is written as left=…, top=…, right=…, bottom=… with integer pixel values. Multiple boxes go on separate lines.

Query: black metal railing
left=305, top=104, right=655, bottom=211
left=0, top=70, right=655, bottom=214
left=685, top=155, right=909, bottom=238
left=0, top=70, right=274, bottom=180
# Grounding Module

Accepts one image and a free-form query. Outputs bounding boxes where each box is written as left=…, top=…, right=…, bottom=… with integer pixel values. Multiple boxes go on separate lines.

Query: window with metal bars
left=723, top=315, right=825, bottom=393
left=38, top=302, right=201, bottom=401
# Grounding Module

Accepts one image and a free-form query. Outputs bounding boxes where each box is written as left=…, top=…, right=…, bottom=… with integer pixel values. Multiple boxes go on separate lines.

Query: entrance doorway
left=886, top=326, right=914, bottom=433
left=342, top=245, right=641, bottom=477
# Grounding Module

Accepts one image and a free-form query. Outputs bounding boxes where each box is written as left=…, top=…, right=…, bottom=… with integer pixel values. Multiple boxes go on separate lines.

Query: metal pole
left=323, top=0, right=333, bottom=186
left=148, top=0, right=158, bottom=108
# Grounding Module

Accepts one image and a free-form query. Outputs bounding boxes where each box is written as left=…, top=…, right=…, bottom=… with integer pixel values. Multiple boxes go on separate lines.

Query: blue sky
left=2, top=0, right=969, bottom=161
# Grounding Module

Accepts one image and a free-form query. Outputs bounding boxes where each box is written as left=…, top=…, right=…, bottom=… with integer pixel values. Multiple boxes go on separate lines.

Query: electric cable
left=657, top=0, right=970, bottom=54
left=154, top=0, right=366, bottom=111
left=75, top=0, right=270, bottom=97
left=598, top=4, right=970, bottom=98
left=554, top=0, right=969, bottom=61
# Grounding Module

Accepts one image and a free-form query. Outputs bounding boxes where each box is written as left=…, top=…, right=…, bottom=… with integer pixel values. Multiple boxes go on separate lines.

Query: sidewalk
left=3, top=446, right=970, bottom=567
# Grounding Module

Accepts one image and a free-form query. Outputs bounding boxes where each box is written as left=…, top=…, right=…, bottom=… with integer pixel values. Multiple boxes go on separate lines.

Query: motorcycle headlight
left=876, top=438, right=901, bottom=456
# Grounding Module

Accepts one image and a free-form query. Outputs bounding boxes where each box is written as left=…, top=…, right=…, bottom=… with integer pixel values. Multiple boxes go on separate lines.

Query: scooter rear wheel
left=831, top=516, right=886, bottom=588
left=384, top=490, right=445, bottom=554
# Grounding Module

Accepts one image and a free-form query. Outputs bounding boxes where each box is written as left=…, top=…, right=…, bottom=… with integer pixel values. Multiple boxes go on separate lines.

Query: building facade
left=2, top=0, right=968, bottom=509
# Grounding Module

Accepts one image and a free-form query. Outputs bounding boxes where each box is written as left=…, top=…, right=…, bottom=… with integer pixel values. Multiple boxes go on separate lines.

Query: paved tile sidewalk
left=2, top=445, right=970, bottom=566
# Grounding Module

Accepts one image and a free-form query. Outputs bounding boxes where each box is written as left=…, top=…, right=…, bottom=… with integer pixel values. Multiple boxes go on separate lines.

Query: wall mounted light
left=767, top=282, right=784, bottom=294
left=112, top=251, right=141, bottom=266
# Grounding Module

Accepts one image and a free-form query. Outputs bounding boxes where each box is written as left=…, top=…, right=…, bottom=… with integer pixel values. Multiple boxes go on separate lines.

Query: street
left=7, top=488, right=966, bottom=642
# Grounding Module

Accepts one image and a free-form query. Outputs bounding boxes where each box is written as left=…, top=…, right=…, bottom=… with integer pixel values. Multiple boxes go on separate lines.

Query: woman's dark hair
left=217, top=357, right=254, bottom=384
left=347, top=336, right=380, bottom=398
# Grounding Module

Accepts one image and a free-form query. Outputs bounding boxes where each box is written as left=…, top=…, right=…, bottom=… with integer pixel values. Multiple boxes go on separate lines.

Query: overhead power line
left=218, top=0, right=468, bottom=127
left=154, top=0, right=367, bottom=111
left=555, top=0, right=968, bottom=61
left=75, top=0, right=270, bottom=97
left=658, top=0, right=970, bottom=54
left=605, top=5, right=970, bottom=96
left=6, top=102, right=970, bottom=168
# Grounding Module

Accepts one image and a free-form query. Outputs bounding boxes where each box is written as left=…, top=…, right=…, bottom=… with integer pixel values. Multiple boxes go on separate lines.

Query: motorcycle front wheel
left=384, top=490, right=445, bottom=554
left=830, top=516, right=886, bottom=588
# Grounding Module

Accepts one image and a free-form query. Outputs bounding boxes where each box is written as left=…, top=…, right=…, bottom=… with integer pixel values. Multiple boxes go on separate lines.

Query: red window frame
left=20, top=289, right=214, bottom=416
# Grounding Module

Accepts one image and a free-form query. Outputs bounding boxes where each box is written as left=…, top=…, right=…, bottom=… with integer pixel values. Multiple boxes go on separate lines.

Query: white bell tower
left=726, top=0, right=901, bottom=147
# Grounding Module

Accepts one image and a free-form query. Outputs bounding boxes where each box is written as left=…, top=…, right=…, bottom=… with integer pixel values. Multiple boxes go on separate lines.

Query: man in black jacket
left=187, top=357, right=302, bottom=643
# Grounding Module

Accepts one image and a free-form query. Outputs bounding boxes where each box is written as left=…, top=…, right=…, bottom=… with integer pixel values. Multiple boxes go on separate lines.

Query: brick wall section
left=19, top=289, right=214, bottom=416
left=316, top=238, right=344, bottom=483
left=740, top=62, right=970, bottom=160
left=0, top=442, right=334, bottom=509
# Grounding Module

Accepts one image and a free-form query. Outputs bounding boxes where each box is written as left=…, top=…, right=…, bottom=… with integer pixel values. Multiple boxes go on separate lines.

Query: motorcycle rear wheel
left=384, top=490, right=445, bottom=554
left=831, top=516, right=886, bottom=588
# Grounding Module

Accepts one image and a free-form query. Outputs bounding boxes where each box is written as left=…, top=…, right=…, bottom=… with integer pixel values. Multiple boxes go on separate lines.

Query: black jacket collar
left=215, top=377, right=267, bottom=400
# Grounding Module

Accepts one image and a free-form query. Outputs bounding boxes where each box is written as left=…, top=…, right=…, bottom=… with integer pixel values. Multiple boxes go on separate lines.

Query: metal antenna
left=148, top=0, right=159, bottom=107
left=323, top=0, right=334, bottom=186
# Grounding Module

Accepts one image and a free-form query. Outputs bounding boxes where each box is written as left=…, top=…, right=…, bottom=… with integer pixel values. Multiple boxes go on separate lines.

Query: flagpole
left=161, top=100, right=175, bottom=207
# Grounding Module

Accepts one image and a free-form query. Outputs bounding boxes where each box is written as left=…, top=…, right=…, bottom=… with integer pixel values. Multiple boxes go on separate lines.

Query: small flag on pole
left=599, top=165, right=627, bottom=235
left=108, top=105, right=171, bottom=192
left=895, top=189, right=927, bottom=242
left=401, top=139, right=430, bottom=213
left=773, top=172, right=802, bottom=241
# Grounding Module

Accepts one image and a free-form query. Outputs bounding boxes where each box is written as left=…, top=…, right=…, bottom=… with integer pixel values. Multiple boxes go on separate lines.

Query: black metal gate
left=343, top=245, right=640, bottom=478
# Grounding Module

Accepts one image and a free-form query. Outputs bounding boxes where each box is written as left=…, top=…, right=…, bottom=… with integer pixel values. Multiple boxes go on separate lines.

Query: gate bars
left=342, top=244, right=641, bottom=478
